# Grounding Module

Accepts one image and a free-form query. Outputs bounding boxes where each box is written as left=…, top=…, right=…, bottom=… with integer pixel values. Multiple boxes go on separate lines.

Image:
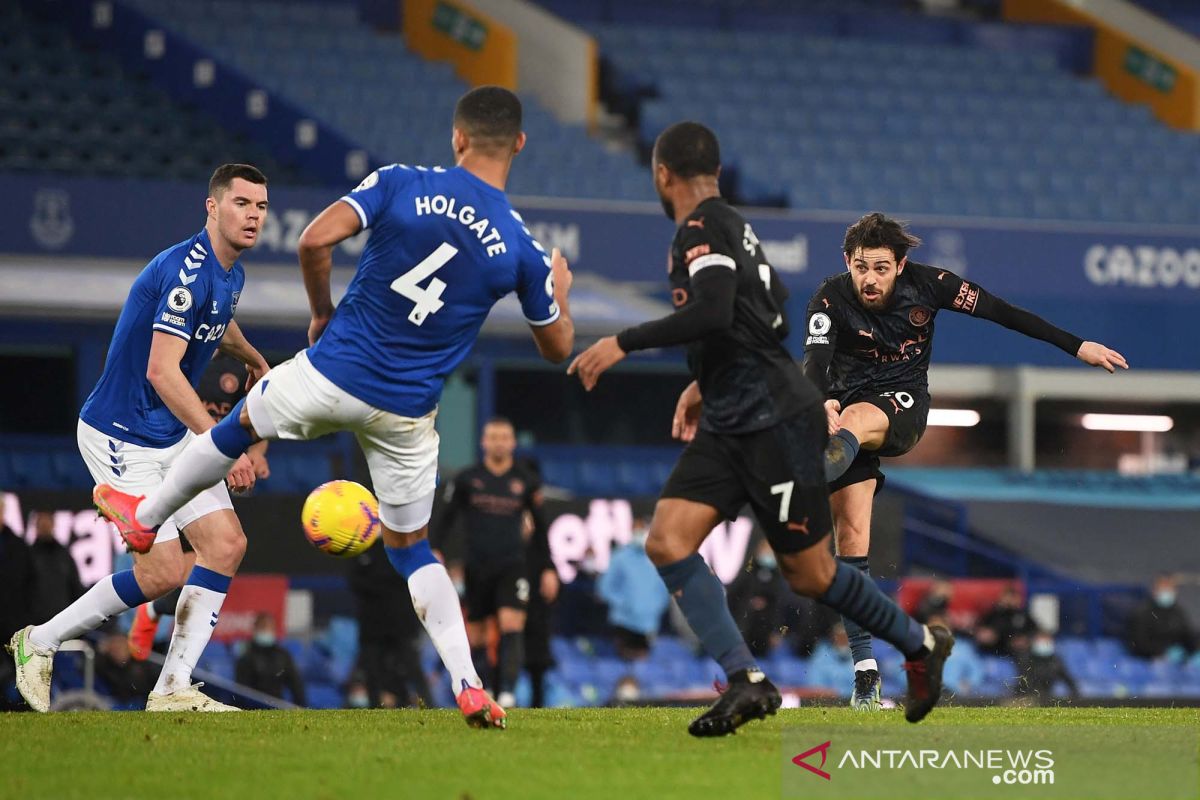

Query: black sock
left=837, top=555, right=876, bottom=668
left=824, top=429, right=860, bottom=483
left=820, top=561, right=927, bottom=658
left=498, top=632, right=524, bottom=695
left=529, top=667, right=546, bottom=708
left=152, top=588, right=181, bottom=619
left=657, top=554, right=756, bottom=678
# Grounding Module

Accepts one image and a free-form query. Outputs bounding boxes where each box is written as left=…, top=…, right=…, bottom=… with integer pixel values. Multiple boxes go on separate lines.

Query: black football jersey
left=196, top=353, right=249, bottom=422
left=440, top=463, right=541, bottom=566
left=803, top=261, right=985, bottom=402
left=669, top=197, right=821, bottom=433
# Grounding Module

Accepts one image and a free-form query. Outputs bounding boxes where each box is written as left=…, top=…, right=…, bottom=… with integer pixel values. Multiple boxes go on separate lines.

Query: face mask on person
left=1155, top=590, right=1176, bottom=608
left=253, top=631, right=276, bottom=647
left=756, top=554, right=777, bottom=570
left=1031, top=640, right=1055, bottom=658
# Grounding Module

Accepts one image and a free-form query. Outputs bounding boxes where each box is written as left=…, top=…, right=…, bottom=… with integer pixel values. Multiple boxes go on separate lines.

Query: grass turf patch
left=0, top=706, right=1195, bottom=799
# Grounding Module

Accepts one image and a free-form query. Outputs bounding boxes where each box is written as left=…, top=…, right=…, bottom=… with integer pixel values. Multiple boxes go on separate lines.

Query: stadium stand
left=539, top=0, right=1200, bottom=223
left=0, top=2, right=309, bottom=182
left=118, top=0, right=654, bottom=201
left=1133, top=0, right=1200, bottom=39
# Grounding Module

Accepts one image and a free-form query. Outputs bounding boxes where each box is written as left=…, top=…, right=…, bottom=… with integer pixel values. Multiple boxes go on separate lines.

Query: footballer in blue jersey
left=9, top=165, right=272, bottom=715
left=92, top=89, right=574, bottom=729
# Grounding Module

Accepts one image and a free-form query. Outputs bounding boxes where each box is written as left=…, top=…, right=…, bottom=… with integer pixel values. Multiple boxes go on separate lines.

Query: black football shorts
left=464, top=559, right=529, bottom=621
left=660, top=405, right=832, bottom=554
left=829, top=387, right=931, bottom=494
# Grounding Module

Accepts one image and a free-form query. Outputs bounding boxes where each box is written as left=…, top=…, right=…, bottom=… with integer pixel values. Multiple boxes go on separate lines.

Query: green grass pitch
left=0, top=707, right=1195, bottom=799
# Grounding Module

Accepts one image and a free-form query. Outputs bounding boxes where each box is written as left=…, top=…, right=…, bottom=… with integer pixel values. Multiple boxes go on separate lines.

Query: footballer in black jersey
left=571, top=124, right=955, bottom=735
left=801, top=212, right=1125, bottom=708
left=435, top=417, right=554, bottom=707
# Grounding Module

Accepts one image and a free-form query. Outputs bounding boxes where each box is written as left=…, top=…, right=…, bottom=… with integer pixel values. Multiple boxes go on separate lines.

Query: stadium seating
left=1133, top=1, right=1200, bottom=39
left=0, top=2, right=306, bottom=182
left=119, top=0, right=654, bottom=201
left=556, top=2, right=1200, bottom=224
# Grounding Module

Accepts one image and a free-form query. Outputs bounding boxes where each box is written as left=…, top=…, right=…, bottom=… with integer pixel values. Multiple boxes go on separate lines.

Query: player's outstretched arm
left=297, top=200, right=361, bottom=345
left=530, top=248, right=575, bottom=363
left=569, top=267, right=736, bottom=391
left=218, top=320, right=270, bottom=389
left=940, top=274, right=1129, bottom=373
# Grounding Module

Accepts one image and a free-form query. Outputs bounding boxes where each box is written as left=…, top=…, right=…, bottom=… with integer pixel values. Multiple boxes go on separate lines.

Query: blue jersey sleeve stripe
left=340, top=196, right=369, bottom=230
left=525, top=308, right=561, bottom=327
left=151, top=323, right=192, bottom=341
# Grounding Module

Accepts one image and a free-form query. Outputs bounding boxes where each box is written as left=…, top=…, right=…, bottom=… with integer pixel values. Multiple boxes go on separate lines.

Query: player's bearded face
left=847, top=247, right=904, bottom=310
left=481, top=423, right=516, bottom=462
left=212, top=177, right=268, bottom=252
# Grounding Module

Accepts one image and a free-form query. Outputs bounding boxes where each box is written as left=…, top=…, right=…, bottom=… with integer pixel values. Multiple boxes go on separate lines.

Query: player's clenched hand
left=245, top=359, right=269, bottom=392
left=824, top=398, right=842, bottom=436
left=567, top=336, right=626, bottom=391
left=550, top=247, right=573, bottom=302
left=226, top=454, right=256, bottom=494
left=1076, top=341, right=1129, bottom=373
left=248, top=451, right=270, bottom=480
left=671, top=380, right=702, bottom=442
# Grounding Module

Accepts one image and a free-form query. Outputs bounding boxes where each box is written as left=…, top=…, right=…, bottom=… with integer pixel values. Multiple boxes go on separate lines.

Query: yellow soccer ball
left=301, top=480, right=381, bottom=558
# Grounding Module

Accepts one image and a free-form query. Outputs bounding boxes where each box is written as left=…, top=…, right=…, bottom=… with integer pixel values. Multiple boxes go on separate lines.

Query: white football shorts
left=76, top=419, right=234, bottom=543
left=245, top=350, right=439, bottom=508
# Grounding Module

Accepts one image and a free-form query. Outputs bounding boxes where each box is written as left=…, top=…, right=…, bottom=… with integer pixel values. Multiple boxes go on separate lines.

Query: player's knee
left=644, top=528, right=677, bottom=567
left=780, top=554, right=836, bottom=598
left=134, top=555, right=186, bottom=597
left=206, top=528, right=247, bottom=572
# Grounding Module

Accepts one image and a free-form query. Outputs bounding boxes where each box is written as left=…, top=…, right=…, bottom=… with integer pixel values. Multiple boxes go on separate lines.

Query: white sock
left=29, top=575, right=130, bottom=650
left=153, top=584, right=227, bottom=695
left=141, top=432, right=235, bottom=527
left=854, top=659, right=879, bottom=673
left=407, top=563, right=481, bottom=693
left=144, top=602, right=159, bottom=621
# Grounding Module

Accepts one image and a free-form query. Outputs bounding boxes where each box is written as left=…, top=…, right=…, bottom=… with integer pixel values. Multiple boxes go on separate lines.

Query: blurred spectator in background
left=728, top=539, right=787, bottom=657
left=235, top=613, right=305, bottom=706
left=597, top=524, right=669, bottom=661
left=915, top=579, right=954, bottom=624
left=28, top=511, right=83, bottom=623
left=348, top=540, right=432, bottom=708
left=1126, top=574, right=1197, bottom=661
left=807, top=624, right=853, bottom=694
left=608, top=674, right=642, bottom=707
left=1015, top=629, right=1078, bottom=703
left=94, top=629, right=156, bottom=704
left=0, top=495, right=34, bottom=710
left=975, top=585, right=1037, bottom=657
left=927, top=613, right=984, bottom=698
left=343, top=672, right=370, bottom=709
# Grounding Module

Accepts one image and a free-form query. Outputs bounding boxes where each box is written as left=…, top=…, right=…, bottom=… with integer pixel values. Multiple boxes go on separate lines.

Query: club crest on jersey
left=672, top=288, right=689, bottom=307
left=353, top=170, right=379, bottom=192
left=909, top=306, right=931, bottom=327
left=219, top=372, right=239, bottom=394
left=231, top=291, right=241, bottom=314
left=168, top=287, right=193, bottom=312
left=510, top=479, right=525, bottom=496
left=211, top=300, right=220, bottom=315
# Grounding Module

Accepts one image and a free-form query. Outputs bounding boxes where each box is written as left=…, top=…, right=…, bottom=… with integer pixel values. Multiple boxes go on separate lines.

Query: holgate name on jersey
left=414, top=194, right=507, bottom=257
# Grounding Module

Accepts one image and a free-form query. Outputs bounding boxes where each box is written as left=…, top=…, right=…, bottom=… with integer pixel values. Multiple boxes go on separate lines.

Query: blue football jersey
left=306, top=165, right=558, bottom=417
left=80, top=229, right=246, bottom=447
